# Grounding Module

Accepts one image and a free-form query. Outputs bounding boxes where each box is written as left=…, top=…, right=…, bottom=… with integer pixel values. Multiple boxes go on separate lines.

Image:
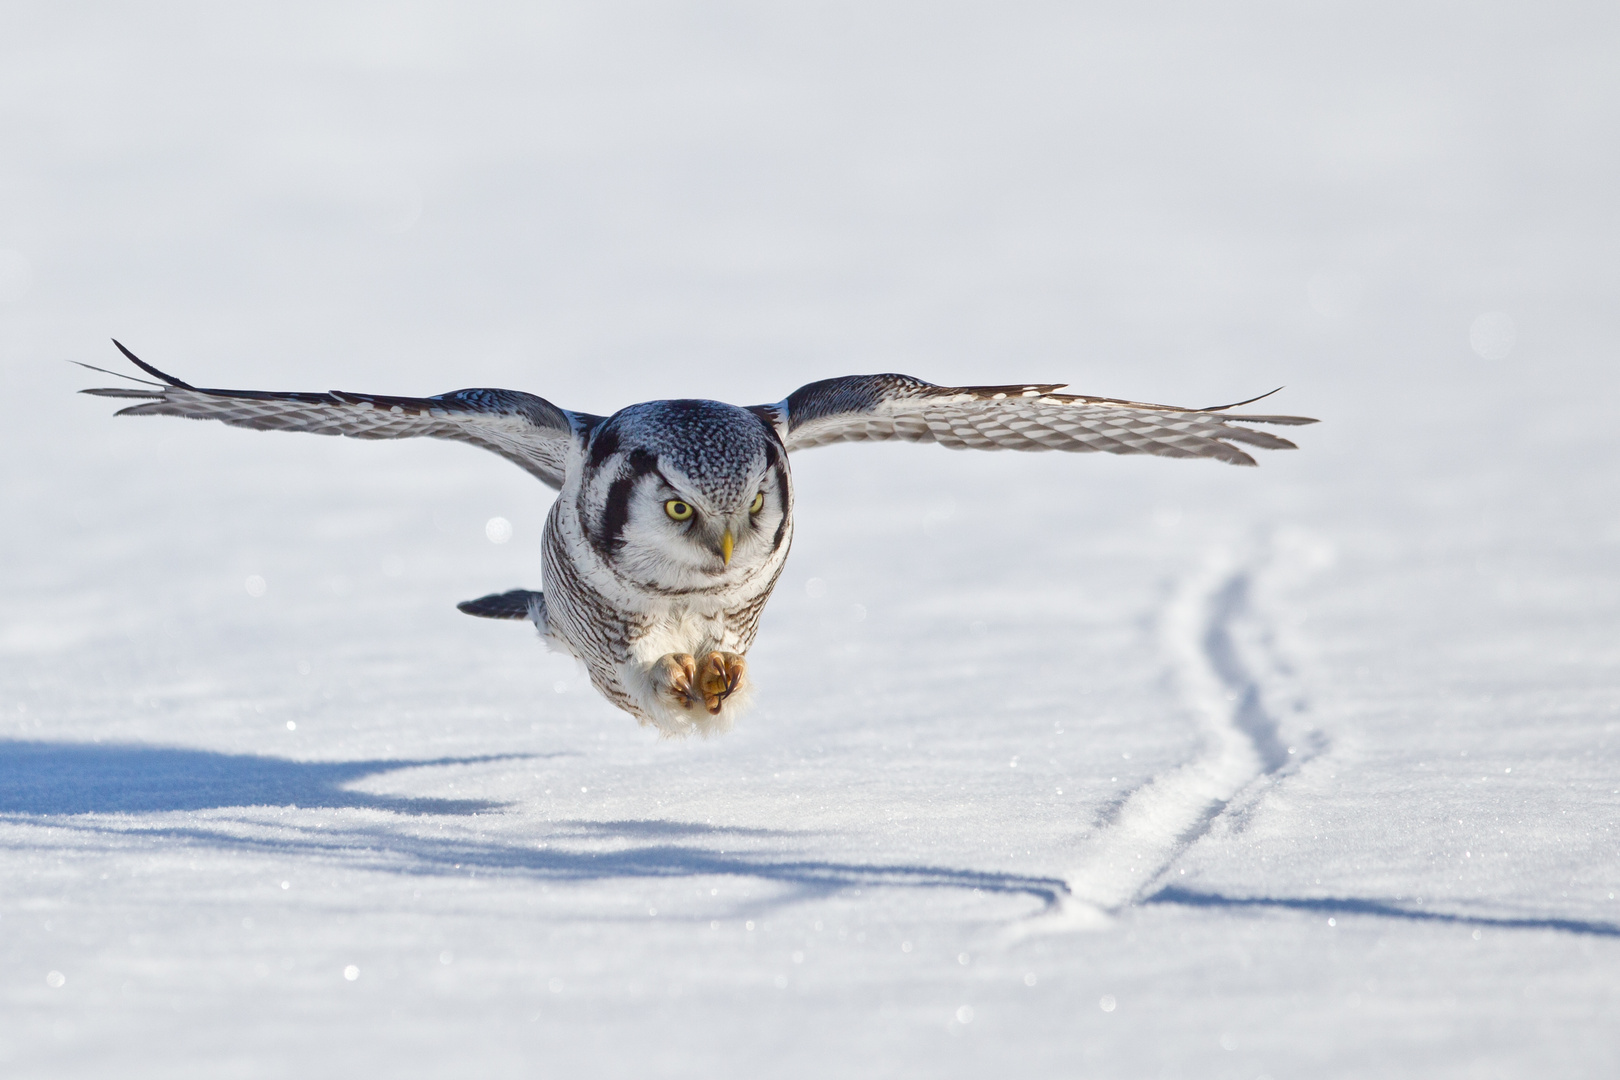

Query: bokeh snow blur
left=2, top=3, right=1618, bottom=1077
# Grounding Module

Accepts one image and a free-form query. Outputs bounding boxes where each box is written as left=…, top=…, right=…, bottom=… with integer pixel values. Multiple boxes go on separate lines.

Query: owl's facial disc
left=590, top=460, right=776, bottom=591
left=656, top=472, right=765, bottom=574
left=585, top=398, right=791, bottom=590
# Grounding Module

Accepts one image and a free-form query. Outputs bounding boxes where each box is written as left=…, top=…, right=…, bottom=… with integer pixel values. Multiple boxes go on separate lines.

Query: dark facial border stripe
left=592, top=447, right=661, bottom=558
left=770, top=460, right=791, bottom=551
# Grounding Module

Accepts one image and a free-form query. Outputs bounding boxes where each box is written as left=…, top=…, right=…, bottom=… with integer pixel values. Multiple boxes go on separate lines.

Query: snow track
left=1033, top=550, right=1301, bottom=930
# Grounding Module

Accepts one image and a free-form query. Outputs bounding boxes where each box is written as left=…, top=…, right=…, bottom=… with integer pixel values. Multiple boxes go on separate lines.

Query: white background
left=2, top=3, right=1617, bottom=1076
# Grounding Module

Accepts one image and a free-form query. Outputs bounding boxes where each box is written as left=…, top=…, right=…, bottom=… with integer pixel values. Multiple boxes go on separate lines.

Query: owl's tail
left=457, top=589, right=545, bottom=622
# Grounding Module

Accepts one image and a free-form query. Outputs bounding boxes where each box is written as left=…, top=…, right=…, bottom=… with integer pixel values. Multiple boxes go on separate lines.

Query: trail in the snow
left=1025, top=549, right=1301, bottom=931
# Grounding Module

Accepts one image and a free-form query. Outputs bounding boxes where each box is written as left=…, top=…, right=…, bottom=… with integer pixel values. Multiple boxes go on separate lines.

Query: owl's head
left=579, top=400, right=792, bottom=590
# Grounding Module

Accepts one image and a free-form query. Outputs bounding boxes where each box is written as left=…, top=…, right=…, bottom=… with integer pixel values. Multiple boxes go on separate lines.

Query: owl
left=83, top=342, right=1315, bottom=736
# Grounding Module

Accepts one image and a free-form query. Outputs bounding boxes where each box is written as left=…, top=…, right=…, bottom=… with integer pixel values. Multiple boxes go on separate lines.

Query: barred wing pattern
left=81, top=342, right=590, bottom=489
left=768, top=374, right=1316, bottom=466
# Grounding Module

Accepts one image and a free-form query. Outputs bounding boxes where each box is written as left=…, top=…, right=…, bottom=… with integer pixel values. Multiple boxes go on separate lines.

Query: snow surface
left=3, top=3, right=1619, bottom=1077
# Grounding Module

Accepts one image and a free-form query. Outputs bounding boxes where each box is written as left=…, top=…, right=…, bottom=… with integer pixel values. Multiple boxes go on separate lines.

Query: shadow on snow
left=0, top=739, right=1070, bottom=911
left=0, top=739, right=526, bottom=816
left=38, top=816, right=1073, bottom=912
left=10, top=741, right=1609, bottom=934
left=1146, top=885, right=1620, bottom=939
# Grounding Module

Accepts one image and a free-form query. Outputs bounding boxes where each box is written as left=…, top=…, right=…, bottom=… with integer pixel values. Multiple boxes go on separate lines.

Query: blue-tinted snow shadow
left=550, top=819, right=789, bottom=839
left=0, top=740, right=1067, bottom=911
left=1146, top=885, right=1620, bottom=939
left=426, top=826, right=1069, bottom=908
left=70, top=817, right=1069, bottom=911
left=0, top=739, right=542, bottom=816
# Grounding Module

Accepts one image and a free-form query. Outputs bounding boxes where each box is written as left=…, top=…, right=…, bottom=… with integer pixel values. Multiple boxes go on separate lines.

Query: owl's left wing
left=79, top=341, right=596, bottom=489
left=755, top=374, right=1316, bottom=466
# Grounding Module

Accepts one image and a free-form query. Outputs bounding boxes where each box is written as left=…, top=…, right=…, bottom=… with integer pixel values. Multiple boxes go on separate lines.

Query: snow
left=3, top=2, right=1619, bottom=1076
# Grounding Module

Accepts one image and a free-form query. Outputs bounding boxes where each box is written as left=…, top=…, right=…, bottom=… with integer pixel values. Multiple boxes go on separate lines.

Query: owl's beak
left=720, top=529, right=734, bottom=567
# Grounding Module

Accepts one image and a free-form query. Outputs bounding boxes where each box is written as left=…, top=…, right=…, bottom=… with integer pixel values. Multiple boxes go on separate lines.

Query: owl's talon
left=698, top=652, right=746, bottom=715
left=652, top=653, right=699, bottom=709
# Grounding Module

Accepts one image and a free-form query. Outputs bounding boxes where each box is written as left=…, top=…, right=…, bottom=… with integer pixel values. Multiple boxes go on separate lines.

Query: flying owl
left=83, top=341, right=1315, bottom=737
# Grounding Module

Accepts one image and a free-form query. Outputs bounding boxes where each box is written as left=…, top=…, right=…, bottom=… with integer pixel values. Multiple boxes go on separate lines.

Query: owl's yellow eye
left=749, top=491, right=765, bottom=514
left=664, top=499, right=694, bottom=522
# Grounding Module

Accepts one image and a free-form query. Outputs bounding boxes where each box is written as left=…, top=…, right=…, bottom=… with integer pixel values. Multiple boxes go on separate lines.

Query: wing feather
left=762, top=374, right=1316, bottom=466
left=81, top=341, right=593, bottom=489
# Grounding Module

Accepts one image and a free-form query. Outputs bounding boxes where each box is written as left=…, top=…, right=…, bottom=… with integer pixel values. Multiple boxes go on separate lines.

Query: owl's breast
left=540, top=492, right=787, bottom=660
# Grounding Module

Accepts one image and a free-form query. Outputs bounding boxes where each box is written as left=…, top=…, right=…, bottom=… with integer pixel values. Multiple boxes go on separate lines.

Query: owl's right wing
left=80, top=341, right=597, bottom=489
left=757, top=374, right=1317, bottom=467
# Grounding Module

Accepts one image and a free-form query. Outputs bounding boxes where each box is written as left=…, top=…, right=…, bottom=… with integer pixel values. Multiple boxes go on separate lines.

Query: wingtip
left=79, top=386, right=162, bottom=399
left=71, top=358, right=167, bottom=388
left=1200, top=386, right=1285, bottom=412
left=1224, top=413, right=1319, bottom=426
left=110, top=339, right=195, bottom=390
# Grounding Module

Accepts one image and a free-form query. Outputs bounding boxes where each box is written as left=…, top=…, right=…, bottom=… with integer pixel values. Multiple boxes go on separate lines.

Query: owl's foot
left=697, top=652, right=746, bottom=715
left=651, top=653, right=699, bottom=709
